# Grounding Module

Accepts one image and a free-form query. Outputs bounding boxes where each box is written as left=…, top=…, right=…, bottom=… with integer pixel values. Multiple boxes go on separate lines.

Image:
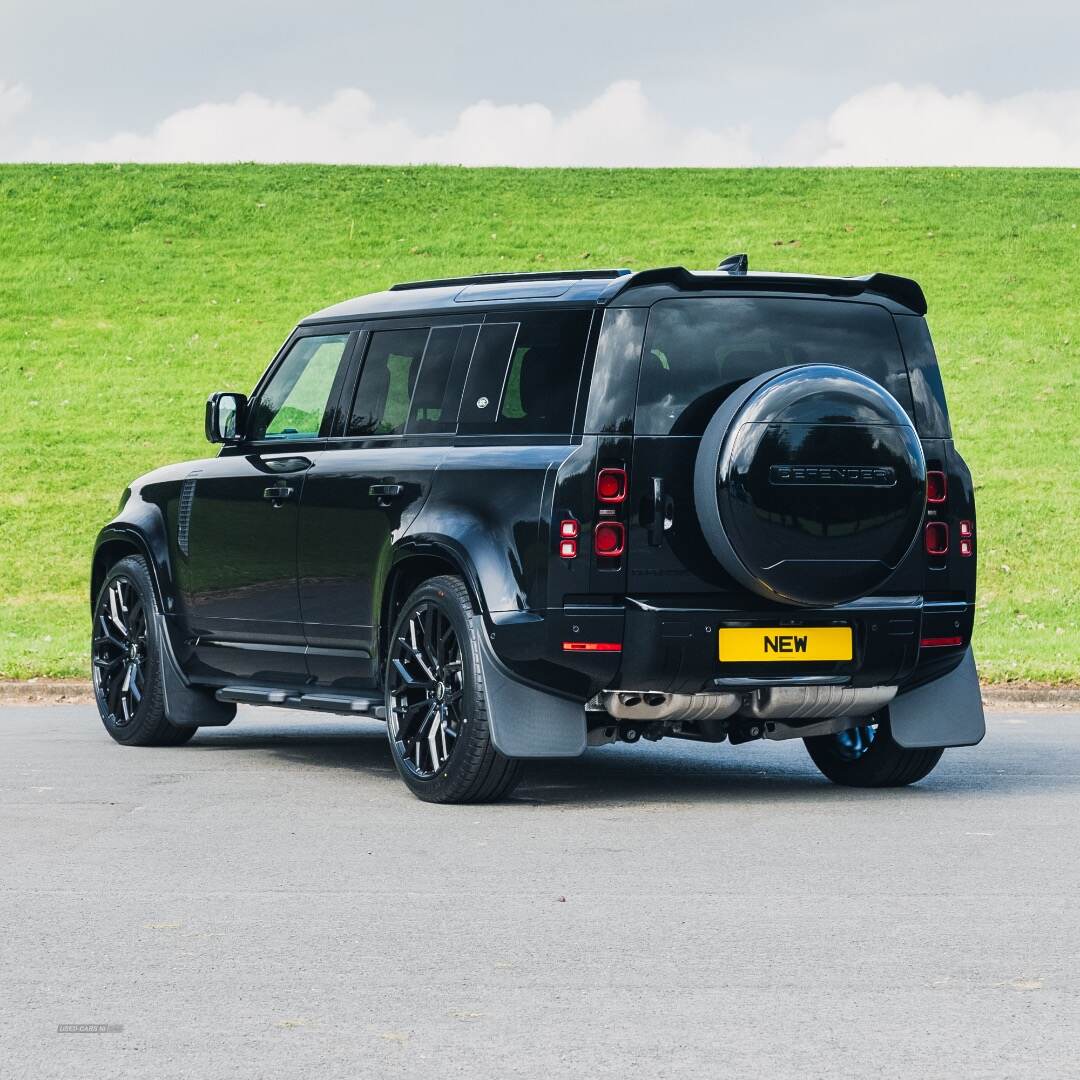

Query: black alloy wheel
left=387, top=600, right=465, bottom=778
left=384, top=575, right=522, bottom=803
left=804, top=709, right=944, bottom=787
left=93, top=574, right=149, bottom=727
left=91, top=555, right=196, bottom=746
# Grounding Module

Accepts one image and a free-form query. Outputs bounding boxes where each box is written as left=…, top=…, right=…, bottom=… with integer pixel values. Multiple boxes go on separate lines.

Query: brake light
left=562, top=641, right=622, bottom=652
left=594, top=521, right=625, bottom=557
left=927, top=470, right=947, bottom=504
left=925, top=521, right=949, bottom=556
left=596, top=467, right=627, bottom=503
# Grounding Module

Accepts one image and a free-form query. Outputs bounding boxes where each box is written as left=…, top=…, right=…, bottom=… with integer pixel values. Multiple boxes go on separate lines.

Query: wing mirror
left=205, top=391, right=247, bottom=444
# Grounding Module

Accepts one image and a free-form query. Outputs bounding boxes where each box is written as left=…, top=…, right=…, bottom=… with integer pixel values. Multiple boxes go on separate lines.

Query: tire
left=804, top=709, right=943, bottom=787
left=91, top=555, right=197, bottom=747
left=384, top=575, right=523, bottom=804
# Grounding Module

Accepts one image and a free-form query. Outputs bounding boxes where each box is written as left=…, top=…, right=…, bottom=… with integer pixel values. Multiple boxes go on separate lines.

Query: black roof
left=301, top=264, right=927, bottom=324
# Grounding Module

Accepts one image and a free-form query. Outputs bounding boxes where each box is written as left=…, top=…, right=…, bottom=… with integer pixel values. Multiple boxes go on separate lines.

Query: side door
left=177, top=329, right=355, bottom=683
left=298, top=317, right=479, bottom=690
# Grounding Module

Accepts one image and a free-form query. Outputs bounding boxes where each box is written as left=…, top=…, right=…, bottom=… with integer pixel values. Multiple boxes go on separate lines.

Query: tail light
left=959, top=519, right=974, bottom=557
left=925, top=521, right=949, bottom=556
left=596, top=467, right=627, bottom=503
left=594, top=521, right=625, bottom=557
left=558, top=519, right=578, bottom=558
left=927, top=470, right=947, bottom=504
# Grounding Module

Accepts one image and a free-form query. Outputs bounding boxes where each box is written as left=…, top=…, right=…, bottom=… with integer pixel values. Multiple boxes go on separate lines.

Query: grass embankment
left=0, top=165, right=1076, bottom=681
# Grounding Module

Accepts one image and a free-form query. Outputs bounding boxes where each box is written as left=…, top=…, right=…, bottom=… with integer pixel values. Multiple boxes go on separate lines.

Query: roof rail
left=389, top=268, right=632, bottom=292
left=602, top=265, right=927, bottom=314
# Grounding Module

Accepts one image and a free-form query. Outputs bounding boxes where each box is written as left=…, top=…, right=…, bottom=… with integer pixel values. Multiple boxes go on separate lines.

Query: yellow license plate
left=718, top=626, right=853, bottom=662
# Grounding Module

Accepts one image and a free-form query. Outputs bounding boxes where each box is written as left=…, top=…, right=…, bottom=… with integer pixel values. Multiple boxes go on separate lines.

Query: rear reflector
left=927, top=470, right=947, bottom=504
left=562, top=641, right=622, bottom=652
left=594, top=521, right=626, bottom=557
left=925, top=521, right=949, bottom=555
left=921, top=636, right=963, bottom=648
left=596, top=467, right=627, bottom=503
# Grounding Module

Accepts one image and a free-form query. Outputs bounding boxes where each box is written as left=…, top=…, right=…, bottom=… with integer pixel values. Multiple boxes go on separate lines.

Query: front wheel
left=804, top=710, right=944, bottom=787
left=92, top=556, right=196, bottom=747
left=385, top=575, right=522, bottom=804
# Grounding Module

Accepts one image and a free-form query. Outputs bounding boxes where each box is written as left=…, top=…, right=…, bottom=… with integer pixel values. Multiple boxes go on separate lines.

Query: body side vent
left=177, top=472, right=201, bottom=556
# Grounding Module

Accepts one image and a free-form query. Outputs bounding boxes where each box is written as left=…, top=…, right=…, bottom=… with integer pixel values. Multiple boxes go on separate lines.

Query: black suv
left=91, top=259, right=983, bottom=802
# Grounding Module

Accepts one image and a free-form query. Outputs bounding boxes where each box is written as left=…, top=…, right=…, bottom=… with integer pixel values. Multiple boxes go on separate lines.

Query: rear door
left=627, top=296, right=916, bottom=598
left=297, top=317, right=478, bottom=690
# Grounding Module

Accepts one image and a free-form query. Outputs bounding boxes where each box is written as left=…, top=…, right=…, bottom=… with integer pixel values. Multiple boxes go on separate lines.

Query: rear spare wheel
left=692, top=365, right=926, bottom=607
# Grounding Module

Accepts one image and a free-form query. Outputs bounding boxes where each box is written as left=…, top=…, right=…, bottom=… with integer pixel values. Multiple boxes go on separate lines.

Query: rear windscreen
left=636, top=297, right=914, bottom=435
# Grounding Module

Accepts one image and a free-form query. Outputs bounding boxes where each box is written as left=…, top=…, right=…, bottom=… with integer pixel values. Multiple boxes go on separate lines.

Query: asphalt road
left=2, top=706, right=1078, bottom=1080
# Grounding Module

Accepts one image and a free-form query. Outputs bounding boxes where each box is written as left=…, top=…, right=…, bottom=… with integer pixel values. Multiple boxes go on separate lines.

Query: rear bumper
left=488, top=595, right=974, bottom=699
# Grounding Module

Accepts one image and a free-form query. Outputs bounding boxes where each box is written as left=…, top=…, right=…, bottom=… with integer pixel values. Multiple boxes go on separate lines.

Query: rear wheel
left=385, top=575, right=522, bottom=804
left=804, top=710, right=943, bottom=787
left=92, top=556, right=196, bottom=747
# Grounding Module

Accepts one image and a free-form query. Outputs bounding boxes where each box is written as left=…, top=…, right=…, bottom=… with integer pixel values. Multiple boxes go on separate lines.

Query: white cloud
left=17, top=80, right=760, bottom=166
left=5, top=80, right=1080, bottom=165
left=791, top=83, right=1080, bottom=166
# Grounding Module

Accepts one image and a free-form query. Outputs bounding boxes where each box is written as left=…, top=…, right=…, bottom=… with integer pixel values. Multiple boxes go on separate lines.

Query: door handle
left=648, top=477, right=673, bottom=547
left=369, top=483, right=403, bottom=498
left=263, top=484, right=294, bottom=502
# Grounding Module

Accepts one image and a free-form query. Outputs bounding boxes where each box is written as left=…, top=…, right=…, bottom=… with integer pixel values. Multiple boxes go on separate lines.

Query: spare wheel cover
left=692, top=364, right=927, bottom=607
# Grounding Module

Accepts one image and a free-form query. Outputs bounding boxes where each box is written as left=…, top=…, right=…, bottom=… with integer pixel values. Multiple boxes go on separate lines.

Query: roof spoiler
left=601, top=266, right=927, bottom=315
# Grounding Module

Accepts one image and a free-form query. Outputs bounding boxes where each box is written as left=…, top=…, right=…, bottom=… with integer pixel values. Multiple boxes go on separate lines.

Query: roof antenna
left=717, top=253, right=748, bottom=275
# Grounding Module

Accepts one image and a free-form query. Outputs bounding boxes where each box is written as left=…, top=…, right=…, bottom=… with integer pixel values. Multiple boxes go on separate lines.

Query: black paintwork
left=92, top=265, right=975, bottom=708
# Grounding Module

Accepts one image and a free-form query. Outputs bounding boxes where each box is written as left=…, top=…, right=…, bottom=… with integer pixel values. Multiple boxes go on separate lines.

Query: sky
left=1, top=0, right=1079, bottom=165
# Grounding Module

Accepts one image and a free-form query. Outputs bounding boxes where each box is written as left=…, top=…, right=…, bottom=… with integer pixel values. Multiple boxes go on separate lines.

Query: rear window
left=636, top=298, right=913, bottom=436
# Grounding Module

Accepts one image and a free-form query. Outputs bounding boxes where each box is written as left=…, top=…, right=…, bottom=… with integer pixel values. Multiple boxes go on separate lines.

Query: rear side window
left=636, top=298, right=914, bottom=436
left=348, top=328, right=430, bottom=436
left=458, top=311, right=592, bottom=435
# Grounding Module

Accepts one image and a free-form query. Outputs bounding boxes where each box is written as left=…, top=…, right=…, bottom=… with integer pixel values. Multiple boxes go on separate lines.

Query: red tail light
left=596, top=468, right=627, bottom=503
left=559, top=539, right=577, bottom=559
left=927, top=470, right=947, bottom=504
left=559, top=519, right=579, bottom=538
left=594, top=521, right=625, bottom=557
left=925, top=521, right=949, bottom=556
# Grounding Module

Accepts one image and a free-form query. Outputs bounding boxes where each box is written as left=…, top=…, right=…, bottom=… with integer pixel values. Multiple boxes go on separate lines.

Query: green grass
left=1, top=165, right=1077, bottom=682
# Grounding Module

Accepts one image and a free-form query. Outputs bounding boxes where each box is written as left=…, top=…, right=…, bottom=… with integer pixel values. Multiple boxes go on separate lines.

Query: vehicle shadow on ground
left=187, top=718, right=1066, bottom=806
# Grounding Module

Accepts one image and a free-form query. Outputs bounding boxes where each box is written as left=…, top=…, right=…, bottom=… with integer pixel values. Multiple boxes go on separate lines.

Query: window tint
left=458, top=311, right=591, bottom=434
left=348, top=328, right=430, bottom=436
left=636, top=298, right=913, bottom=436
left=406, top=324, right=477, bottom=434
left=248, top=334, right=349, bottom=440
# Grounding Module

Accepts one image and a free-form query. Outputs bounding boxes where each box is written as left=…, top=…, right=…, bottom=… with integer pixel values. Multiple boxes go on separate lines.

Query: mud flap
left=473, top=617, right=586, bottom=758
left=156, top=614, right=236, bottom=728
left=890, top=647, right=985, bottom=748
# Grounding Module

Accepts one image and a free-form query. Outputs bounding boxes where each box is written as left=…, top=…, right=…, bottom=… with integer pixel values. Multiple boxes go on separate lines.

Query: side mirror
left=205, top=391, right=247, bottom=444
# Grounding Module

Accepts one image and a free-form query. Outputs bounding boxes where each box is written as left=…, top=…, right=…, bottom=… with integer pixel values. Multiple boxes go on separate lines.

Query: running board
left=215, top=686, right=386, bottom=719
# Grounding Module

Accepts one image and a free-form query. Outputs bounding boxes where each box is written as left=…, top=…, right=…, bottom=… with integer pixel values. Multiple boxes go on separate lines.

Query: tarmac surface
left=2, top=705, right=1078, bottom=1079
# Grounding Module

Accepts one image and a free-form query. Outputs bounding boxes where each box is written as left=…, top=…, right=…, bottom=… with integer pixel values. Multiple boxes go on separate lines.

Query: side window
left=458, top=311, right=592, bottom=434
left=247, top=334, right=349, bottom=441
left=348, top=328, right=430, bottom=436
left=406, top=324, right=478, bottom=434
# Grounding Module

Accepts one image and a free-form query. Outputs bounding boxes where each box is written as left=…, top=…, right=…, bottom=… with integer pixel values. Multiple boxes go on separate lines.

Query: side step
left=215, top=686, right=386, bottom=719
